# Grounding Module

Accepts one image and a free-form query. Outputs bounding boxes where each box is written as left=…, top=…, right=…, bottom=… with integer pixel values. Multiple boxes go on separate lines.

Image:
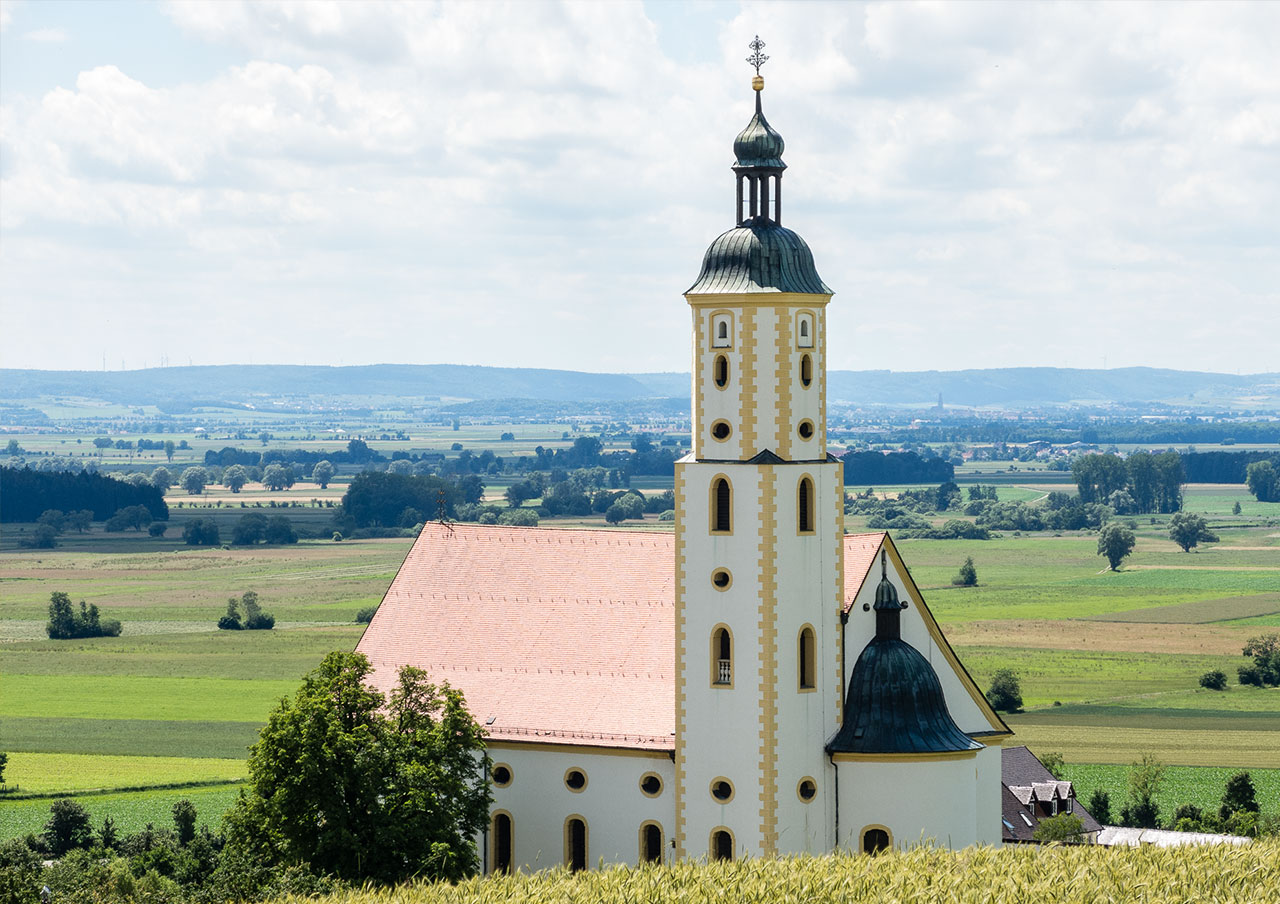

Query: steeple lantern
left=733, top=36, right=786, bottom=225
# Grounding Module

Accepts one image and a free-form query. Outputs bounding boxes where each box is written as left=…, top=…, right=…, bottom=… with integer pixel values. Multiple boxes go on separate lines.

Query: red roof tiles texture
left=357, top=523, right=885, bottom=751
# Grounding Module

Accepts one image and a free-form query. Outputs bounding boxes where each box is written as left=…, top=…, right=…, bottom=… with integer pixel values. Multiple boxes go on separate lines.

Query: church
left=356, top=50, right=1011, bottom=872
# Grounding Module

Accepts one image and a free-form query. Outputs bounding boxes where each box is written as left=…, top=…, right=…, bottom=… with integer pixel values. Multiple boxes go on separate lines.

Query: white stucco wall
left=480, top=744, right=675, bottom=873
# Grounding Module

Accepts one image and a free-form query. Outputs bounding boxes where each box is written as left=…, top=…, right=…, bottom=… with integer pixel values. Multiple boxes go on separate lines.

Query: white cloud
left=1, top=0, right=1277, bottom=374
left=22, top=26, right=66, bottom=42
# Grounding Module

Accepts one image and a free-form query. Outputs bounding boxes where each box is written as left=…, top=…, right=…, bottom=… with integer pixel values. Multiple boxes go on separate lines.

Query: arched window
left=712, top=478, right=731, bottom=533
left=711, top=828, right=734, bottom=862
left=714, top=354, right=729, bottom=388
left=861, top=826, right=891, bottom=855
left=565, top=816, right=588, bottom=871
left=712, top=314, right=733, bottom=348
left=718, top=321, right=728, bottom=341
left=640, top=822, right=663, bottom=864
left=798, top=477, right=814, bottom=533
left=798, top=625, right=816, bottom=690
left=711, top=626, right=732, bottom=686
left=492, top=811, right=513, bottom=874
left=800, top=354, right=812, bottom=387
left=797, top=314, right=814, bottom=348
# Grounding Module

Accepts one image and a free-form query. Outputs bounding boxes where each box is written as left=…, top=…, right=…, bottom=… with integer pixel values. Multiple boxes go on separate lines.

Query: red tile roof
left=357, top=523, right=886, bottom=751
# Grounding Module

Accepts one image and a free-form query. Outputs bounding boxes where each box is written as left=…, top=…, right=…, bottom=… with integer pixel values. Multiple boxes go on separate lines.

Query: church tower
left=674, top=39, right=845, bottom=860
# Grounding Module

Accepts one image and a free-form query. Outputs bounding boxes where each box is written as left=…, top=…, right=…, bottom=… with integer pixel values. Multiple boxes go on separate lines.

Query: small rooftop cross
left=746, top=35, right=769, bottom=75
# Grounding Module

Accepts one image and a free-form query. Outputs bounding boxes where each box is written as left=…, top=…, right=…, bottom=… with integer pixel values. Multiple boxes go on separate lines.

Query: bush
left=1087, top=789, right=1112, bottom=825
left=1032, top=813, right=1084, bottom=843
left=18, top=523, right=59, bottom=548
left=497, top=508, right=538, bottom=527
left=985, top=669, right=1022, bottom=713
left=263, top=515, right=297, bottom=545
left=355, top=606, right=378, bottom=624
left=43, top=798, right=93, bottom=856
left=1199, top=670, right=1227, bottom=690
left=183, top=518, right=221, bottom=546
left=148, top=521, right=168, bottom=537
left=952, top=557, right=978, bottom=586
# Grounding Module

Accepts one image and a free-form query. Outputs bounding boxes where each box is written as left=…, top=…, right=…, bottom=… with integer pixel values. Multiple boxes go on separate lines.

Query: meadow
left=2, top=475, right=1278, bottom=839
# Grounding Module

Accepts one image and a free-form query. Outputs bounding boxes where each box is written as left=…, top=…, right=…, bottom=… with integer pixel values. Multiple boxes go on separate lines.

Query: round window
left=711, top=421, right=731, bottom=441
left=565, top=768, right=587, bottom=792
left=798, top=420, right=814, bottom=440
left=710, top=778, right=734, bottom=802
left=712, top=569, right=731, bottom=590
left=492, top=764, right=512, bottom=787
left=798, top=778, right=817, bottom=802
left=640, top=773, right=663, bottom=797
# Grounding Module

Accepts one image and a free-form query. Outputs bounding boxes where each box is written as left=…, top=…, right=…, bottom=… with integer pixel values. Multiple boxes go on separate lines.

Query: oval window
left=798, top=420, right=814, bottom=440
left=492, top=764, right=512, bottom=787
left=640, top=773, right=663, bottom=797
left=565, top=769, right=587, bottom=792
left=798, top=778, right=817, bottom=802
left=711, top=421, right=731, bottom=441
left=800, top=354, right=812, bottom=387
left=714, top=355, right=729, bottom=388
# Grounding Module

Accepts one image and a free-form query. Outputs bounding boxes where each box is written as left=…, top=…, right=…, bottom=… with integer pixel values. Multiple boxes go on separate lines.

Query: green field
left=2, top=479, right=1279, bottom=838
left=0, top=784, right=243, bottom=839
left=1061, top=763, right=1280, bottom=818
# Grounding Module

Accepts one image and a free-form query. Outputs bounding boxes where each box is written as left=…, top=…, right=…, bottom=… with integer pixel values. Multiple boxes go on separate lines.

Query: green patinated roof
left=828, top=636, right=984, bottom=755
left=733, top=94, right=786, bottom=170
left=685, top=221, right=831, bottom=295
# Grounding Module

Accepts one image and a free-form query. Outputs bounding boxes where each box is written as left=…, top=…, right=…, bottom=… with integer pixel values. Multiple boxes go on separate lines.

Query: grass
left=0, top=716, right=263, bottom=758
left=1001, top=723, right=1279, bottom=768
left=1060, top=762, right=1280, bottom=818
left=0, top=752, right=245, bottom=795
left=0, top=784, right=244, bottom=839
left=0, top=674, right=299, bottom=722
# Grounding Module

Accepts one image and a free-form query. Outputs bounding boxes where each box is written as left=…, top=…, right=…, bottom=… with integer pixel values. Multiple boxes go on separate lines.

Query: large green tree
left=311, top=460, right=335, bottom=489
left=1072, top=454, right=1128, bottom=505
left=224, top=652, right=490, bottom=885
left=1246, top=460, right=1278, bottom=503
left=223, top=465, right=249, bottom=493
left=1168, top=512, right=1218, bottom=552
left=181, top=466, right=209, bottom=495
left=1097, top=522, right=1136, bottom=571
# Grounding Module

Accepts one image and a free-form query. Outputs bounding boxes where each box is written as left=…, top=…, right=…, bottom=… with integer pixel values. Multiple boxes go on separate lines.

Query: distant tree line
left=841, top=450, right=954, bottom=485
left=0, top=468, right=168, bottom=523
left=855, top=420, right=1280, bottom=446
left=1181, top=451, right=1280, bottom=485
left=1072, top=452, right=1184, bottom=513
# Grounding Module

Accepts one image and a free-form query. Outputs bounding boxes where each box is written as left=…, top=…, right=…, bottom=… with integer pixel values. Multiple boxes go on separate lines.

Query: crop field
left=267, top=843, right=1280, bottom=904
left=1061, top=763, right=1280, bottom=817
left=2, top=479, right=1279, bottom=839
left=0, top=783, right=243, bottom=839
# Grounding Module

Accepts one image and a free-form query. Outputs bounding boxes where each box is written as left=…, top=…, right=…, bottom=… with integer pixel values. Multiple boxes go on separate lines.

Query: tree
left=1219, top=772, right=1259, bottom=822
left=93, top=437, right=113, bottom=449
left=164, top=440, right=176, bottom=462
left=1120, top=752, right=1164, bottom=828
left=181, top=466, right=209, bottom=495
left=311, top=460, right=334, bottom=489
left=1199, top=670, right=1227, bottom=690
left=65, top=509, right=94, bottom=533
left=4, top=439, right=20, bottom=456
left=172, top=799, right=198, bottom=846
left=149, top=466, right=173, bottom=494
left=1241, top=633, right=1279, bottom=686
left=261, top=463, right=295, bottom=491
left=1039, top=751, right=1066, bottom=780
left=952, top=557, right=978, bottom=586
left=1087, top=789, right=1112, bottom=825
left=37, top=509, right=67, bottom=533
left=223, top=652, right=491, bottom=884
left=1096, top=522, right=1136, bottom=571
left=218, top=598, right=243, bottom=630
left=183, top=518, right=221, bottom=546
left=223, top=464, right=249, bottom=493
left=985, top=669, right=1022, bottom=712
left=1072, top=454, right=1128, bottom=505
left=46, top=591, right=122, bottom=639
left=1168, top=512, right=1218, bottom=552
left=43, top=798, right=93, bottom=856
left=1232, top=500, right=1243, bottom=515
left=263, top=515, right=297, bottom=545
left=387, top=459, right=415, bottom=476
left=1245, top=460, right=1279, bottom=502
left=0, top=750, right=7, bottom=784
left=232, top=513, right=268, bottom=545
left=104, top=504, right=153, bottom=532
left=1032, top=813, right=1084, bottom=843
left=240, top=590, right=274, bottom=630
left=148, top=521, right=168, bottom=537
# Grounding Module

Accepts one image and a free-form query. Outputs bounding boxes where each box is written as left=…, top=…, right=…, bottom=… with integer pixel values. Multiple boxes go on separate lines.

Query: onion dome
left=734, top=90, right=786, bottom=169
left=828, top=553, right=983, bottom=756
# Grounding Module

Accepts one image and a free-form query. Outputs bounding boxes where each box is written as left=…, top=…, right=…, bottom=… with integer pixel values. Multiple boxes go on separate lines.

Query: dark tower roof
left=828, top=553, right=983, bottom=756
left=686, top=49, right=829, bottom=297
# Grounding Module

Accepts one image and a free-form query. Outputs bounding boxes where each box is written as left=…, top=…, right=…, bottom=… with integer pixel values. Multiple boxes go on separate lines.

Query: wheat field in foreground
left=272, top=840, right=1280, bottom=904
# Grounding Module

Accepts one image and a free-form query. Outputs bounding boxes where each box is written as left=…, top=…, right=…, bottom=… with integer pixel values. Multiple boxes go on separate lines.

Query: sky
left=1, top=0, right=1277, bottom=376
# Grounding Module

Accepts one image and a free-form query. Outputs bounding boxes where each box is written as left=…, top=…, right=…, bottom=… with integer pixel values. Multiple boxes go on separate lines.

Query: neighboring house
left=1001, top=746, right=1103, bottom=843
left=357, top=62, right=1013, bottom=873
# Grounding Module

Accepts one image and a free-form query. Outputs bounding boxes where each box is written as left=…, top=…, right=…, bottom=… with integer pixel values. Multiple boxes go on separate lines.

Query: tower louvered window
left=798, top=478, right=813, bottom=533
left=713, top=479, right=731, bottom=533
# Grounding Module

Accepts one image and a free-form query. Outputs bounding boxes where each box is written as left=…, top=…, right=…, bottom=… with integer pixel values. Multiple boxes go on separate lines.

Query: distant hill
left=2, top=364, right=1277, bottom=410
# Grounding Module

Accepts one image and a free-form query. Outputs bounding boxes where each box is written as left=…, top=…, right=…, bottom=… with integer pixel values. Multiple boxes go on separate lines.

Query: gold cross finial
left=747, top=35, right=768, bottom=76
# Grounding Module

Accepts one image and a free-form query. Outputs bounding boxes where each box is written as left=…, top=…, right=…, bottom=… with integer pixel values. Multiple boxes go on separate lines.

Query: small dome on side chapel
left=828, top=553, right=983, bottom=756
